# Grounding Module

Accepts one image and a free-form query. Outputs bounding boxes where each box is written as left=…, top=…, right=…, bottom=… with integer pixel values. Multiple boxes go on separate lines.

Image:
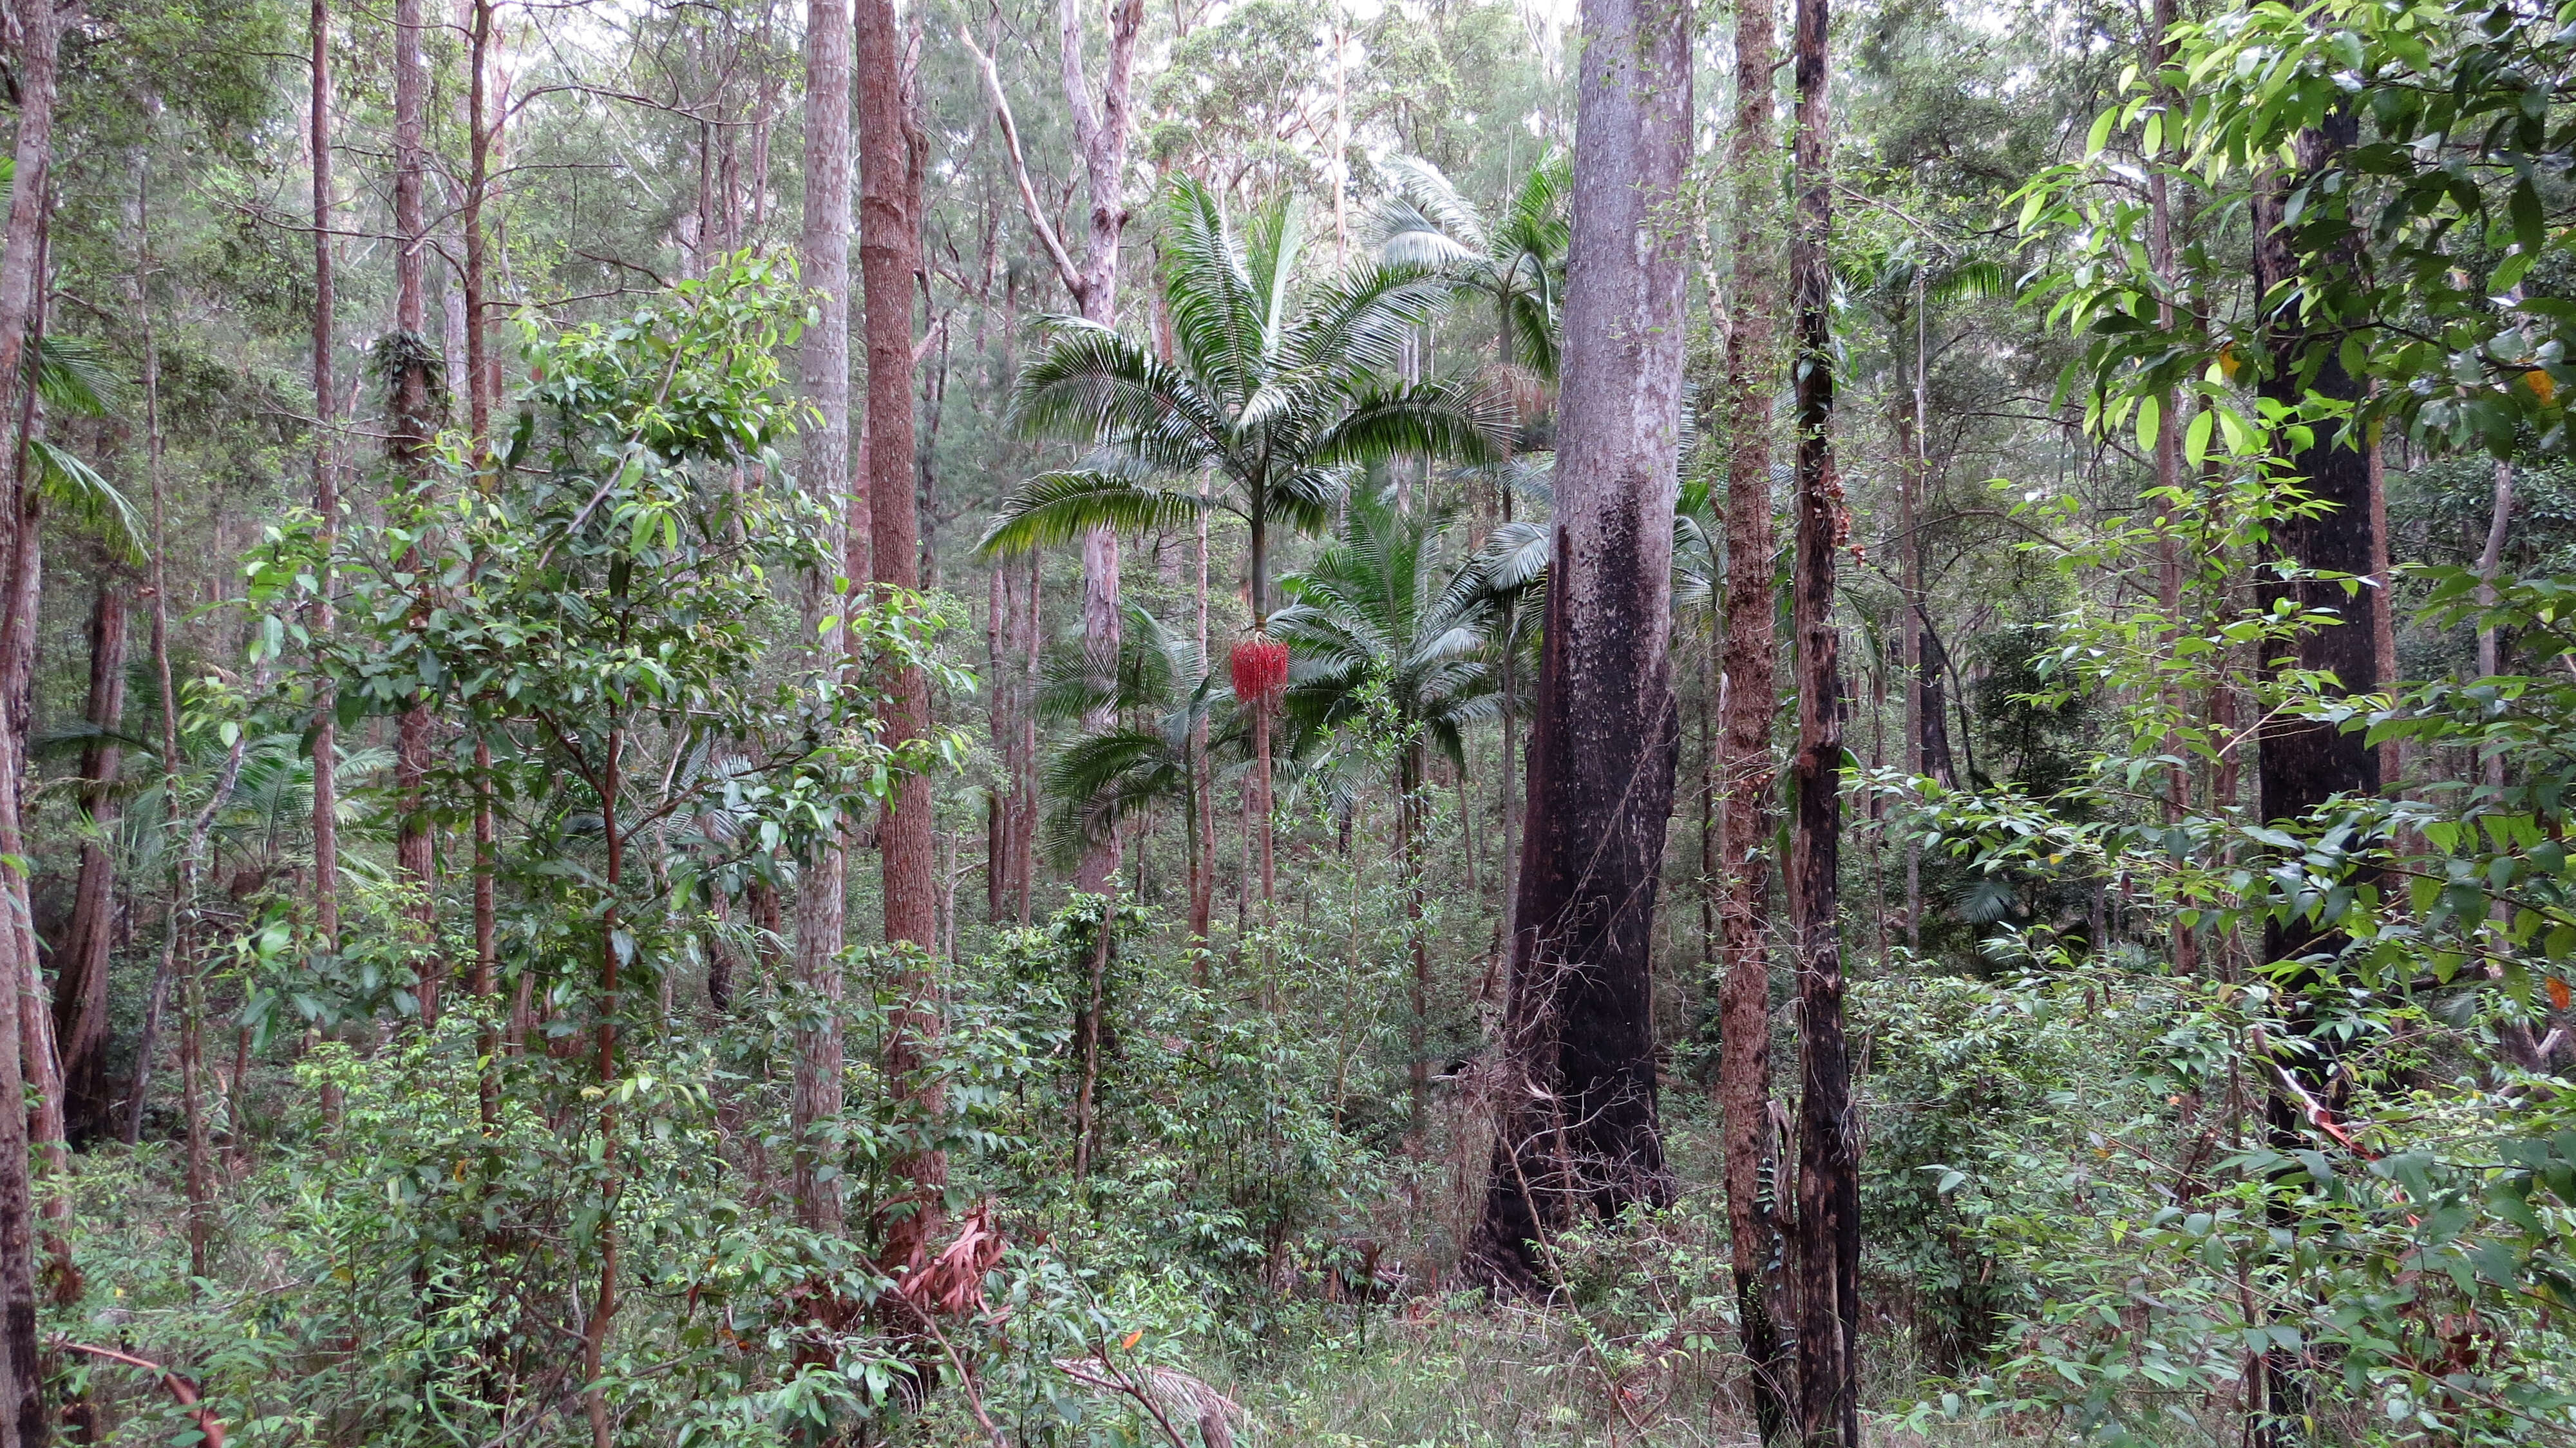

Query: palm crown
left=1369, top=152, right=1569, bottom=385
left=1271, top=484, right=1501, bottom=775
left=978, top=175, right=1510, bottom=625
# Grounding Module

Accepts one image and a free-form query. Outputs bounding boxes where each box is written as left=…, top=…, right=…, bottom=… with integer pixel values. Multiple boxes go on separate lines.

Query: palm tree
left=1370, top=153, right=1571, bottom=386
left=1035, top=602, right=1230, bottom=898
left=981, top=175, right=1508, bottom=904
left=1269, top=486, right=1499, bottom=1124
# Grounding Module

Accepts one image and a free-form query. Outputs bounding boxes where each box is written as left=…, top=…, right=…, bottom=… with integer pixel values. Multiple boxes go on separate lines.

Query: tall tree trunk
left=2249, top=106, right=2382, bottom=1448
left=390, top=0, right=440, bottom=1021
left=1189, top=470, right=1215, bottom=942
left=1401, top=743, right=1429, bottom=1129
left=1467, top=0, right=1689, bottom=1292
left=0, top=1, right=53, bottom=1400
left=1788, top=0, right=1859, bottom=1440
left=55, top=582, right=128, bottom=1139
left=309, top=0, right=343, bottom=957
left=972, top=0, right=1144, bottom=893
left=1717, top=0, right=1790, bottom=1427
left=859, top=0, right=945, bottom=1273
left=790, top=0, right=853, bottom=1238
left=579, top=728, right=624, bottom=1448
left=1063, top=0, right=1143, bottom=894
left=2147, top=0, right=2197, bottom=977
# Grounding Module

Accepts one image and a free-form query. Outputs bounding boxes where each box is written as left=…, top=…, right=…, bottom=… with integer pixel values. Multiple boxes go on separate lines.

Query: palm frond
left=978, top=471, right=1209, bottom=557
left=1159, top=177, right=1266, bottom=410
left=32, top=439, right=146, bottom=562
left=1472, top=520, right=1552, bottom=595
left=1011, top=320, right=1225, bottom=470
left=34, top=337, right=137, bottom=417
left=1285, top=261, right=1452, bottom=381
left=1376, top=155, right=1489, bottom=256
left=1928, top=259, right=2014, bottom=306
left=1311, top=376, right=1510, bottom=470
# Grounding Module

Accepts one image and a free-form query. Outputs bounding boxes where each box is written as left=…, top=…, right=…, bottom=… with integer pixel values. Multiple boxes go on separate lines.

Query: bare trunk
left=55, top=582, right=129, bottom=1139
left=1189, top=473, right=1216, bottom=942
left=1019, top=553, right=1041, bottom=922
left=392, top=0, right=440, bottom=1022
left=1070, top=908, right=1113, bottom=1188
left=1789, top=0, right=1859, bottom=1440
left=859, top=0, right=946, bottom=1273
left=1468, top=0, right=1689, bottom=1291
left=1402, top=745, right=1429, bottom=1129
left=580, top=730, right=623, bottom=1448
left=2249, top=111, right=2381, bottom=1448
left=1717, top=0, right=1790, bottom=1426
left=790, top=0, right=853, bottom=1238
left=2148, top=0, right=2197, bottom=978
left=310, top=0, right=343, bottom=954
left=0, top=0, right=52, bottom=1404
left=181, top=976, right=211, bottom=1279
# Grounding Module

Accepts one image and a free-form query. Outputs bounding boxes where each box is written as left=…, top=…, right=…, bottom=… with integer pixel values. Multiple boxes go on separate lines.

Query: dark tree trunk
left=1717, top=0, right=1792, bottom=1429
left=1789, top=0, right=1860, bottom=1440
left=55, top=582, right=129, bottom=1140
left=1467, top=0, right=1690, bottom=1292
left=2249, top=108, right=2381, bottom=1447
left=859, top=0, right=947, bottom=1273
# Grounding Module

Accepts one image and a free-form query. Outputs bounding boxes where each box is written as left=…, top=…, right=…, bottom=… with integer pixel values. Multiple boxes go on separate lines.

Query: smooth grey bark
left=1468, top=0, right=1690, bottom=1292
left=790, top=0, right=853, bottom=1238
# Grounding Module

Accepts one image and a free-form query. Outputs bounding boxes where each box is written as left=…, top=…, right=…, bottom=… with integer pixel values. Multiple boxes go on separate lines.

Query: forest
left=0, top=0, right=2567, bottom=1440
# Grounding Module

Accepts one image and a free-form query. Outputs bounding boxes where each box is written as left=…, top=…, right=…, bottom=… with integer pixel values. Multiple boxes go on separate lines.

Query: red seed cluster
left=1229, top=633, right=1290, bottom=711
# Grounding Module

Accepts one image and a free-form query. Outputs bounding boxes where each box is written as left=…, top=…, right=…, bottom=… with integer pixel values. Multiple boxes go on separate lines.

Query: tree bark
left=790, top=0, right=853, bottom=1238
left=55, top=582, right=128, bottom=1139
left=2147, top=0, right=2198, bottom=976
left=0, top=0, right=52, bottom=1409
left=1788, top=0, right=1859, bottom=1440
left=309, top=0, right=343, bottom=956
left=1468, top=0, right=1689, bottom=1291
left=391, top=0, right=440, bottom=1022
left=1717, top=0, right=1791, bottom=1428
left=859, top=0, right=946, bottom=1273
left=2248, top=105, right=2382, bottom=1448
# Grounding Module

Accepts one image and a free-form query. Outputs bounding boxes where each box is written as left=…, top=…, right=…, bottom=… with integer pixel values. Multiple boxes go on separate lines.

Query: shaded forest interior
left=0, top=0, right=2568, bottom=1442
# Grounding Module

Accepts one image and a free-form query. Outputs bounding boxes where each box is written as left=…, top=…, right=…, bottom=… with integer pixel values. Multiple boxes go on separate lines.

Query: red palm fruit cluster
left=1229, top=632, right=1289, bottom=711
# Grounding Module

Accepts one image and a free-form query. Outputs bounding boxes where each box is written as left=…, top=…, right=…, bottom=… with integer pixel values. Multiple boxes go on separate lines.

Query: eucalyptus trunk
left=790, top=0, right=853, bottom=1238
left=0, top=19, right=58, bottom=1389
left=1716, top=0, right=1792, bottom=1428
left=2148, top=0, right=2197, bottom=977
left=858, top=0, right=947, bottom=1272
left=1468, top=0, right=1689, bottom=1293
left=391, top=0, right=440, bottom=1018
left=309, top=0, right=343, bottom=955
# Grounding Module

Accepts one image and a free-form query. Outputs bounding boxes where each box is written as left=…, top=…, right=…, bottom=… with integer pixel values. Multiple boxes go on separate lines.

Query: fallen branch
left=58, top=1340, right=225, bottom=1447
left=1056, top=1348, right=1246, bottom=1448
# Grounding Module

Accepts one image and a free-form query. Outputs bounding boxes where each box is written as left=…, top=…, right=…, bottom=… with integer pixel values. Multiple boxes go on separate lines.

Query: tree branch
left=959, top=28, right=1084, bottom=300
